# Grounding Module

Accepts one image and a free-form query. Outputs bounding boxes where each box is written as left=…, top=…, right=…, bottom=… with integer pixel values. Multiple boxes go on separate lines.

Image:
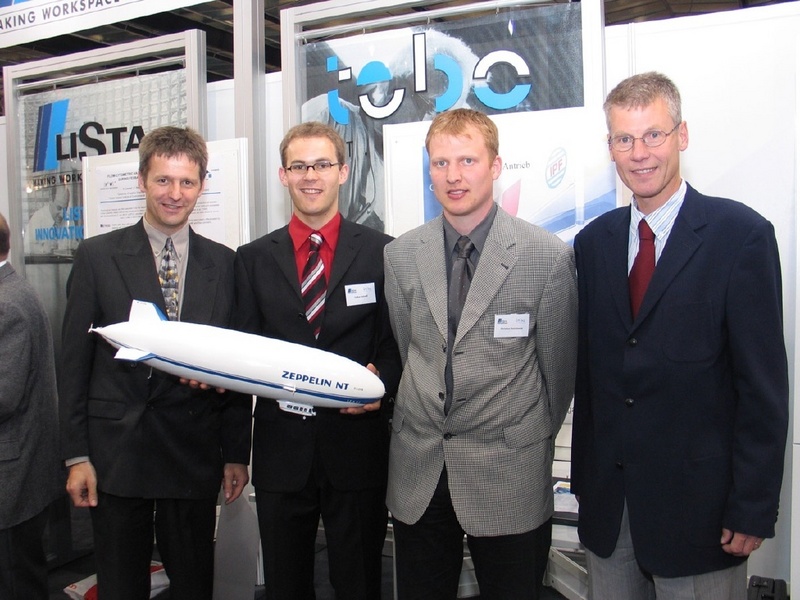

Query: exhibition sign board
left=83, top=138, right=250, bottom=250
left=17, top=69, right=188, bottom=261
left=283, top=0, right=613, bottom=239
left=0, top=0, right=208, bottom=47
left=296, top=2, right=584, bottom=234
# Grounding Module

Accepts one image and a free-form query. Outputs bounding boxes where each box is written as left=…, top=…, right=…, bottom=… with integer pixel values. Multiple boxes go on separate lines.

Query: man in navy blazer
left=60, top=127, right=251, bottom=600
left=235, top=122, right=401, bottom=599
left=572, top=72, right=788, bottom=599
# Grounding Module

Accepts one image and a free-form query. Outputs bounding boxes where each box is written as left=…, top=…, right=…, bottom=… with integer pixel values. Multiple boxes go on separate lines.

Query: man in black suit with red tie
left=235, top=122, right=401, bottom=600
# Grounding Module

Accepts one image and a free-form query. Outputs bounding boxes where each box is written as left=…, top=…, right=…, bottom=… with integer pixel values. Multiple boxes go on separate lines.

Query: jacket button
left=628, top=337, right=638, bottom=346
left=625, top=398, right=634, bottom=407
left=444, top=433, right=453, bottom=440
left=615, top=461, right=624, bottom=469
left=438, top=392, right=445, bottom=400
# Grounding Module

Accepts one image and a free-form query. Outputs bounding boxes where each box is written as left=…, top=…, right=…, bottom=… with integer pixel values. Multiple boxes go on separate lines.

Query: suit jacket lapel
left=181, top=229, right=221, bottom=324
left=599, top=208, right=635, bottom=327
left=455, top=210, right=516, bottom=345
left=328, top=219, right=362, bottom=294
left=633, top=186, right=704, bottom=325
left=270, top=227, right=303, bottom=301
left=416, top=218, right=449, bottom=342
left=114, top=221, right=164, bottom=312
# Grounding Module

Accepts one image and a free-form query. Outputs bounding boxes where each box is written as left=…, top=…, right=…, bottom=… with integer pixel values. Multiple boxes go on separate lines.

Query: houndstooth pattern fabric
left=383, top=209, right=578, bottom=536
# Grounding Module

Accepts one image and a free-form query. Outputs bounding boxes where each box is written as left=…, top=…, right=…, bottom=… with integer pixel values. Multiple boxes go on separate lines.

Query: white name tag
left=345, top=282, right=377, bottom=306
left=494, top=313, right=530, bottom=338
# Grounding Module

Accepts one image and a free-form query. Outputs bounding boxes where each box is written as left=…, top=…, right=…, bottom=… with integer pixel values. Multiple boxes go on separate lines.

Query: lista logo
left=32, top=99, right=145, bottom=173
left=33, top=100, right=69, bottom=172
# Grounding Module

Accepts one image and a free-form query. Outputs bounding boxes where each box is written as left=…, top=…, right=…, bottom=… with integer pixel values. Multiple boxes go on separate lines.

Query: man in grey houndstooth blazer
left=384, top=109, right=578, bottom=599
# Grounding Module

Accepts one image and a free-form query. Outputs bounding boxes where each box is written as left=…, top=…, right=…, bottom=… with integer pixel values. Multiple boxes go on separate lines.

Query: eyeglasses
left=608, top=123, right=681, bottom=152
left=284, top=161, right=341, bottom=174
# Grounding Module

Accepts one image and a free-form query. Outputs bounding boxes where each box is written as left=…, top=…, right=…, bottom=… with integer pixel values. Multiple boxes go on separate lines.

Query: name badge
left=494, top=314, right=530, bottom=338
left=345, top=282, right=377, bottom=306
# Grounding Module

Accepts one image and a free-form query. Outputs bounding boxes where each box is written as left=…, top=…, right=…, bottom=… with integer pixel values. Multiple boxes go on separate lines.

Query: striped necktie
left=301, top=232, right=326, bottom=338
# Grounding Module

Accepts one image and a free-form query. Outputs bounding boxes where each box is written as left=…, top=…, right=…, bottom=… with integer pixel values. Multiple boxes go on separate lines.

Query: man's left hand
left=339, top=363, right=382, bottom=415
left=222, top=463, right=249, bottom=504
left=721, top=528, right=763, bottom=557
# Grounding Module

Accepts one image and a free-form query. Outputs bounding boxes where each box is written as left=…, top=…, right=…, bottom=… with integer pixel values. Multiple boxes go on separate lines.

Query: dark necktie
left=158, top=237, right=179, bottom=321
left=629, top=219, right=655, bottom=319
left=445, top=235, right=474, bottom=415
left=301, top=232, right=326, bottom=338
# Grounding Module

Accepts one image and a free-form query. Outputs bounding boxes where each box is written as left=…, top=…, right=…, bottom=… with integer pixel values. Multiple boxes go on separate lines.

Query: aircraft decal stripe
left=150, top=355, right=372, bottom=404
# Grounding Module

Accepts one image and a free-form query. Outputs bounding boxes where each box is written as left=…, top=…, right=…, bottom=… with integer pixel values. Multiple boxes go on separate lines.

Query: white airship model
left=91, top=300, right=385, bottom=417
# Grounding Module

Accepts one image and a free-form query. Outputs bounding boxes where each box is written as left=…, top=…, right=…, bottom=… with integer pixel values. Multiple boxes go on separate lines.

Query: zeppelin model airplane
left=91, top=300, right=385, bottom=417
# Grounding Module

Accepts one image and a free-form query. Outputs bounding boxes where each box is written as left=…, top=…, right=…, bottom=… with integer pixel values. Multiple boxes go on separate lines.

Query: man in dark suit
left=235, top=122, right=401, bottom=599
left=60, top=126, right=252, bottom=600
left=384, top=109, right=578, bottom=599
left=0, top=212, right=61, bottom=599
left=572, top=72, right=789, bottom=599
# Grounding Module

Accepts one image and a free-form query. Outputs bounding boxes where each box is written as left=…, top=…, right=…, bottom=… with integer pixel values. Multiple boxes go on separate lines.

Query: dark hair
left=425, top=108, right=499, bottom=160
left=138, top=126, right=208, bottom=181
left=280, top=122, right=346, bottom=166
left=603, top=71, right=682, bottom=130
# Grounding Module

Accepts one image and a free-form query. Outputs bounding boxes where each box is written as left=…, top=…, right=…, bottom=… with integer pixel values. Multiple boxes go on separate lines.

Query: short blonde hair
left=280, top=122, right=346, bottom=166
left=425, top=109, right=499, bottom=160
left=604, top=71, right=682, bottom=130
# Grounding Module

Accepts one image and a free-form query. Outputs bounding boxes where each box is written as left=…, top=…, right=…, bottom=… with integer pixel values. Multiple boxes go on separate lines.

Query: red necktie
left=301, top=232, right=326, bottom=338
left=629, top=219, right=655, bottom=319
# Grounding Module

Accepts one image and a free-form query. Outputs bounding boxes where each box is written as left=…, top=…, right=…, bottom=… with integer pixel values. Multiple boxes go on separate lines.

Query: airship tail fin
left=114, top=346, right=155, bottom=362
left=129, top=300, right=168, bottom=322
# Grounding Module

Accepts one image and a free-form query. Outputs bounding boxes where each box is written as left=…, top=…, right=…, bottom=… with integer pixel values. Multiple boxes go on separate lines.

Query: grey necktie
left=445, top=235, right=474, bottom=415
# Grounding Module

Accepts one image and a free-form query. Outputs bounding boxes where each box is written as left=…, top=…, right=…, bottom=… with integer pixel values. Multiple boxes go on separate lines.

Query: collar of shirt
left=288, top=212, right=341, bottom=283
left=143, top=217, right=190, bottom=263
left=628, top=179, right=687, bottom=272
left=443, top=202, right=498, bottom=274
left=0, top=260, right=6, bottom=269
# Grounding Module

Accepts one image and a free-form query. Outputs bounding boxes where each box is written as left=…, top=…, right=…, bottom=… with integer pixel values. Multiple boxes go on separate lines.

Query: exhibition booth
left=0, top=0, right=797, bottom=597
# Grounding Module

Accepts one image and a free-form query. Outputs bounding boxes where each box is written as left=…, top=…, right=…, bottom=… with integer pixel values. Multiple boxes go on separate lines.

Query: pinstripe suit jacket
left=384, top=208, right=578, bottom=536
left=0, top=262, right=61, bottom=528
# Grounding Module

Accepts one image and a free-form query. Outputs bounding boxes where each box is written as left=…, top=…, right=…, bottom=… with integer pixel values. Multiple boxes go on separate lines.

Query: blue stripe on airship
left=152, top=354, right=368, bottom=405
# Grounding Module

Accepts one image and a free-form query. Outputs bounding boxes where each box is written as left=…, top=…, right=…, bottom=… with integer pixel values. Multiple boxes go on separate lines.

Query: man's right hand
left=66, top=461, right=99, bottom=508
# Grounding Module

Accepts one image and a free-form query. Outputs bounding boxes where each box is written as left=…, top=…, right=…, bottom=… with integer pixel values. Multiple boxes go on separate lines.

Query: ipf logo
left=34, top=99, right=70, bottom=172
left=545, top=147, right=567, bottom=189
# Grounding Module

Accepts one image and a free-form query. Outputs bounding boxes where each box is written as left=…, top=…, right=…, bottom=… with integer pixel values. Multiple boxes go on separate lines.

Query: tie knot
left=456, top=235, right=474, bottom=259
left=638, top=219, right=654, bottom=241
left=309, top=232, right=323, bottom=251
left=164, top=237, right=175, bottom=254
